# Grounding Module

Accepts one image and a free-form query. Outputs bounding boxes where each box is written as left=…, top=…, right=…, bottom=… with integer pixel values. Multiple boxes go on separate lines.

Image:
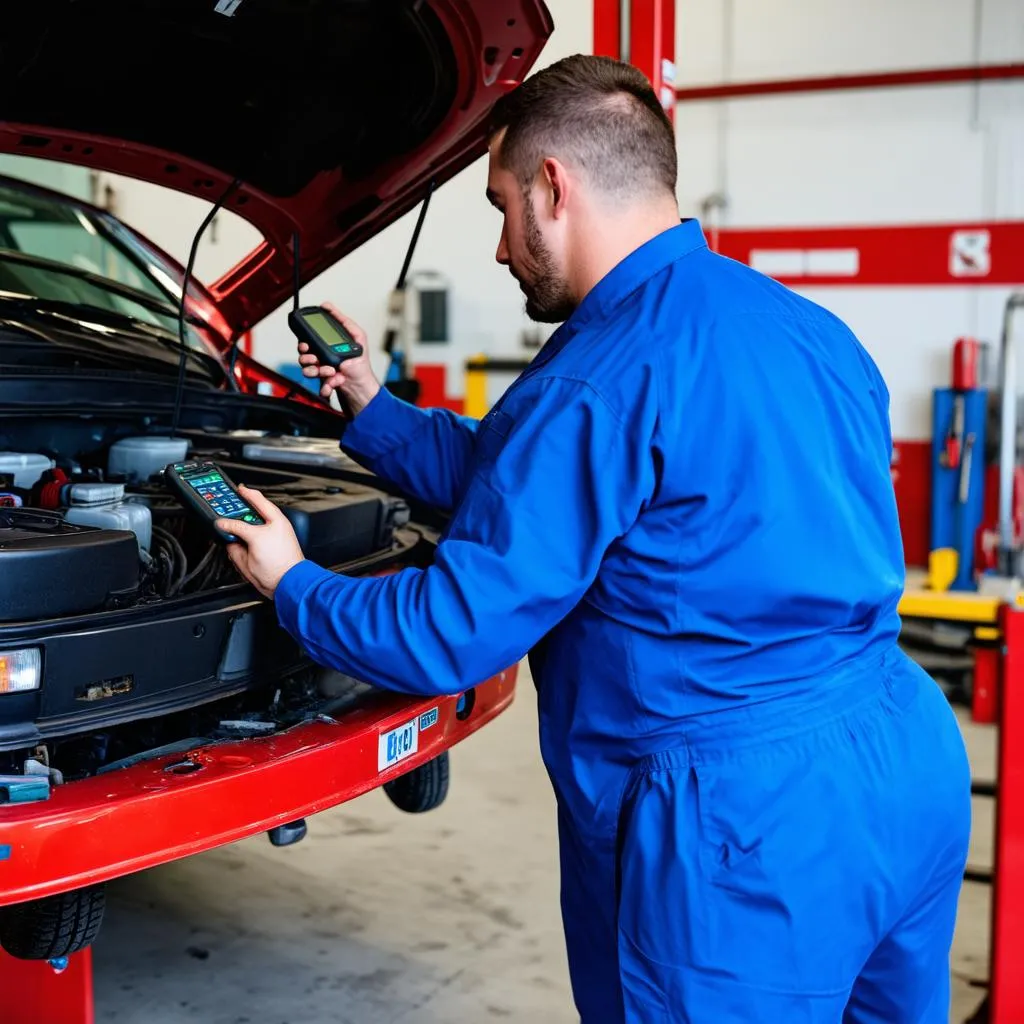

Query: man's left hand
left=215, top=486, right=304, bottom=600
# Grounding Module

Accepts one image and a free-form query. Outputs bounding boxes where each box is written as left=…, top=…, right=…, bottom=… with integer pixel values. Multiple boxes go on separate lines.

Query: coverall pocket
left=617, top=752, right=858, bottom=1000
left=474, top=408, right=513, bottom=465
left=616, top=764, right=708, bottom=968
left=615, top=767, right=678, bottom=1020
left=688, top=751, right=873, bottom=996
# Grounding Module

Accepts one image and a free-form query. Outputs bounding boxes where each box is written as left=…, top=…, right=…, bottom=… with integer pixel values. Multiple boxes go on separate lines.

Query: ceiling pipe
left=676, top=62, right=1024, bottom=103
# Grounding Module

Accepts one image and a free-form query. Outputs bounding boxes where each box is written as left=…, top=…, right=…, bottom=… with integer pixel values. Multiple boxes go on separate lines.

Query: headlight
left=0, top=648, right=42, bottom=694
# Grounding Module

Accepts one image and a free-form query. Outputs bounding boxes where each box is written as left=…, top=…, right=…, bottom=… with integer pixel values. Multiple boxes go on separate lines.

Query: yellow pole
left=464, top=355, right=488, bottom=419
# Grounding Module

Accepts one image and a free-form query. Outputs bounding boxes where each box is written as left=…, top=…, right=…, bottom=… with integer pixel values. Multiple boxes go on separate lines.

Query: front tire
left=383, top=751, right=450, bottom=813
left=0, top=884, right=106, bottom=960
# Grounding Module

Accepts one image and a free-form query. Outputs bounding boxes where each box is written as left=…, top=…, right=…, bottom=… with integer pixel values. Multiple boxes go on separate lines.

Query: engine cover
left=0, top=512, right=139, bottom=622
left=274, top=486, right=409, bottom=568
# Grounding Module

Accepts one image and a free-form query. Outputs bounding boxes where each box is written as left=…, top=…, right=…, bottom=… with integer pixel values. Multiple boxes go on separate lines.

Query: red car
left=0, top=0, right=553, bottom=963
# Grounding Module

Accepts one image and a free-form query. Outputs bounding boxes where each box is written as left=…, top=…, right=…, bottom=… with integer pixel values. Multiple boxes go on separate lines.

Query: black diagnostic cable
left=170, top=177, right=242, bottom=438
left=293, top=228, right=301, bottom=315
left=382, top=177, right=435, bottom=361
left=277, top=180, right=437, bottom=404
left=242, top=227, right=303, bottom=401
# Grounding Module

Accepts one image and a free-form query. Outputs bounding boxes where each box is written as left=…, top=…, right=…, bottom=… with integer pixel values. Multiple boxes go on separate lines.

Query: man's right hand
left=297, top=304, right=381, bottom=416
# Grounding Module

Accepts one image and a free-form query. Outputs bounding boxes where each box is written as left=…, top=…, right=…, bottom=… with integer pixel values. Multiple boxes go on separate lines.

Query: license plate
left=378, top=716, right=419, bottom=772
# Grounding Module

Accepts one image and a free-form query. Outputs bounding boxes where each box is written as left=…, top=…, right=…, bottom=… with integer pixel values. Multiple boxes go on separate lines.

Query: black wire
left=382, top=179, right=436, bottom=359
left=282, top=180, right=436, bottom=399
left=225, top=226, right=303, bottom=400
left=226, top=341, right=241, bottom=388
left=396, top=178, right=435, bottom=290
left=178, top=543, right=217, bottom=593
left=147, top=530, right=173, bottom=595
left=152, top=525, right=188, bottom=596
left=202, top=556, right=227, bottom=590
left=170, top=178, right=242, bottom=437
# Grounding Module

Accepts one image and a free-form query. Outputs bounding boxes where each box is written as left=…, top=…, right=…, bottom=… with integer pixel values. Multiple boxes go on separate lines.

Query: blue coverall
left=275, top=219, right=972, bottom=1022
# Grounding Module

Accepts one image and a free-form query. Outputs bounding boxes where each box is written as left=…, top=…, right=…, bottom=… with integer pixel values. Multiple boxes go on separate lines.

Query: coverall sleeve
left=275, top=375, right=654, bottom=695
left=339, top=385, right=479, bottom=512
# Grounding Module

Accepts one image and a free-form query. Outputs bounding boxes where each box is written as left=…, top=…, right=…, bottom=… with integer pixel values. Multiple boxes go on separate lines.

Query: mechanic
left=219, top=54, right=971, bottom=1024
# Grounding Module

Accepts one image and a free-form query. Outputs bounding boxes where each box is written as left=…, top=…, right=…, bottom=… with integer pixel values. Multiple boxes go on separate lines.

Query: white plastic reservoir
left=0, top=453, right=56, bottom=489
left=64, top=482, right=152, bottom=553
left=108, top=436, right=189, bottom=483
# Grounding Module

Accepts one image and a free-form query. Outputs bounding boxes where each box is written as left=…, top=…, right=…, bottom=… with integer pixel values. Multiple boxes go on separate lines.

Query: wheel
left=0, top=884, right=106, bottom=960
left=383, top=751, right=450, bottom=813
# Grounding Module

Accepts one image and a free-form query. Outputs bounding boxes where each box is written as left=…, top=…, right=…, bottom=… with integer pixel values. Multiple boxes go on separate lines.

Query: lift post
left=988, top=603, right=1024, bottom=1020
left=0, top=948, right=94, bottom=1024
left=593, top=0, right=677, bottom=122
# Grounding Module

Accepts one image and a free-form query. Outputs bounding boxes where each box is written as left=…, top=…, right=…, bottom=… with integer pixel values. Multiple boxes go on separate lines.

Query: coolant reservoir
left=108, top=436, right=189, bottom=483
left=0, top=453, right=55, bottom=488
left=64, top=482, right=152, bottom=554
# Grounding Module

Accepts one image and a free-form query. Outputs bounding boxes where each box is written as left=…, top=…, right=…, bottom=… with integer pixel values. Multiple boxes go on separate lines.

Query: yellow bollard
left=464, top=354, right=488, bottom=419
left=926, top=547, right=959, bottom=592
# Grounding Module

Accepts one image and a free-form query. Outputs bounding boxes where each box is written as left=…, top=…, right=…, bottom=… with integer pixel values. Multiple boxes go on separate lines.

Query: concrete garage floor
left=93, top=663, right=993, bottom=1023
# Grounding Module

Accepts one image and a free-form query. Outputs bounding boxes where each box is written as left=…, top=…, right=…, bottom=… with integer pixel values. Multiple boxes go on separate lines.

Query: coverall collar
left=539, top=218, right=708, bottom=366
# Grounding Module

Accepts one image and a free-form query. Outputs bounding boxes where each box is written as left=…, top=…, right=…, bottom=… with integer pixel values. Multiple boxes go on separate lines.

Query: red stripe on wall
left=713, top=221, right=1024, bottom=286
left=676, top=62, right=1024, bottom=103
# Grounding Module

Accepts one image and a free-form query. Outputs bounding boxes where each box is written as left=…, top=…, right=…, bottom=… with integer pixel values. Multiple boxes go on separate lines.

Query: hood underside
left=0, top=0, right=552, bottom=336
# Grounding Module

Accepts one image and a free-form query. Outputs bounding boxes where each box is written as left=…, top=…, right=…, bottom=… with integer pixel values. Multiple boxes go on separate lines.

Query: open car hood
left=0, top=0, right=552, bottom=339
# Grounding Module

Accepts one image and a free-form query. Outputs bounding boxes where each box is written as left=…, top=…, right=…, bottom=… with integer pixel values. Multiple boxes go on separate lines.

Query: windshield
left=0, top=179, right=209, bottom=355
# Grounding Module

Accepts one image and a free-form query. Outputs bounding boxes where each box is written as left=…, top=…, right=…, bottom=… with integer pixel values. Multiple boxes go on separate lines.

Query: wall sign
left=713, top=221, right=1024, bottom=286
left=949, top=230, right=992, bottom=277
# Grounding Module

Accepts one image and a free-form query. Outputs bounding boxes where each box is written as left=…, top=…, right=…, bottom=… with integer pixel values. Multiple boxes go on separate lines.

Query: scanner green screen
left=304, top=311, right=356, bottom=353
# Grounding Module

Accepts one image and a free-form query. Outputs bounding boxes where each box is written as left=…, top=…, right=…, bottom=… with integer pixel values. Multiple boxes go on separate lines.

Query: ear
left=541, top=158, right=571, bottom=219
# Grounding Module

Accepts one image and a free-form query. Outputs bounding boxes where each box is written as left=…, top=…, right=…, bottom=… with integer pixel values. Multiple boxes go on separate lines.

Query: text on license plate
left=378, top=716, right=419, bottom=772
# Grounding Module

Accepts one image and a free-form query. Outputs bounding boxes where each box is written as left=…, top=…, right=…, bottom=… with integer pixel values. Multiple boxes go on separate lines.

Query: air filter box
left=0, top=511, right=140, bottom=622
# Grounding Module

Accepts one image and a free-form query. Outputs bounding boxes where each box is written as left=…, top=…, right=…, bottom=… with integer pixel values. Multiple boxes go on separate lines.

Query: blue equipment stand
left=930, top=387, right=988, bottom=590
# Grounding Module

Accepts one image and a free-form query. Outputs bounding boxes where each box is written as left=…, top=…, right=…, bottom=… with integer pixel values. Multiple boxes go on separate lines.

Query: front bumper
left=0, top=667, right=516, bottom=908
left=0, top=533, right=424, bottom=751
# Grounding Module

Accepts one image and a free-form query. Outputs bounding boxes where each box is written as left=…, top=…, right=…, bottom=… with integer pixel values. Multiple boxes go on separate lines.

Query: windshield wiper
left=0, top=295, right=222, bottom=381
left=1, top=291, right=191, bottom=343
left=0, top=248, right=206, bottom=324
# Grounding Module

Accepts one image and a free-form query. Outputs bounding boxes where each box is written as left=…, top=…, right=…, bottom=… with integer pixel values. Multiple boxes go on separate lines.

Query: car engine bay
left=0, top=428, right=411, bottom=618
left=0, top=421, right=421, bottom=782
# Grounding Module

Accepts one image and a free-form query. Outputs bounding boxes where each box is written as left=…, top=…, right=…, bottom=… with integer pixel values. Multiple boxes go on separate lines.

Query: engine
left=0, top=434, right=410, bottom=623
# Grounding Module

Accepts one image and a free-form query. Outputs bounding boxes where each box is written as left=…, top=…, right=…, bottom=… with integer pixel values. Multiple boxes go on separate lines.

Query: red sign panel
left=712, top=221, right=1024, bottom=286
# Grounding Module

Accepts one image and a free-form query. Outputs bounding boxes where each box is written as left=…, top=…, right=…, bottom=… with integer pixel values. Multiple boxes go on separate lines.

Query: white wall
left=676, top=0, right=1024, bottom=439
left=6, top=0, right=1021, bottom=430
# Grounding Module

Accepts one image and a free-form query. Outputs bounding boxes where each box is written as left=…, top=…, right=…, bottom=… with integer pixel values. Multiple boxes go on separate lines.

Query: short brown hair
left=489, top=54, right=677, bottom=200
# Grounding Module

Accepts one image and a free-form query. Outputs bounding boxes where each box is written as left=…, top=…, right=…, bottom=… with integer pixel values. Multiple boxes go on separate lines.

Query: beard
left=519, top=197, right=576, bottom=324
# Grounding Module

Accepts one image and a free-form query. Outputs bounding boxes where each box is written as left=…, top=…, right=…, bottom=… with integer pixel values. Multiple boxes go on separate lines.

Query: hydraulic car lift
left=897, top=587, right=1024, bottom=1023
left=594, top=0, right=676, bottom=123
left=0, top=672, right=516, bottom=1023
left=896, top=295, right=1024, bottom=1022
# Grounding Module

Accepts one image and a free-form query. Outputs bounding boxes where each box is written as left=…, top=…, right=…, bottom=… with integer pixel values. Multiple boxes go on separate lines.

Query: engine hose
left=178, top=544, right=216, bottom=593
left=152, top=526, right=189, bottom=595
